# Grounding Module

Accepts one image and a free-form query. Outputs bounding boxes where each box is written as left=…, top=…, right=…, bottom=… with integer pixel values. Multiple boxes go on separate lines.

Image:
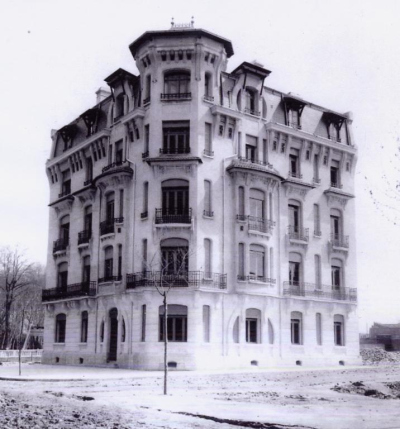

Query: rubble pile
left=361, top=348, right=400, bottom=365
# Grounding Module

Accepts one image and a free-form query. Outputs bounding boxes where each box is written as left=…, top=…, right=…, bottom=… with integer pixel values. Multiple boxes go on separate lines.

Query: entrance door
left=108, top=308, right=118, bottom=361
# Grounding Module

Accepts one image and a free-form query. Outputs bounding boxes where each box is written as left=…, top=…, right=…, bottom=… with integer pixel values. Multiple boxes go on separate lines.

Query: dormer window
left=324, top=112, right=346, bottom=143
left=80, top=108, right=100, bottom=137
left=283, top=95, right=306, bottom=130
left=114, top=94, right=125, bottom=121
left=245, top=88, right=259, bottom=116
left=162, top=70, right=191, bottom=100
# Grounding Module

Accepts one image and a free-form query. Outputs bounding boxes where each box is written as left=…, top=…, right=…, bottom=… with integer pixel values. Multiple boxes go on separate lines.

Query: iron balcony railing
left=288, top=171, right=303, bottom=179
left=288, top=122, right=302, bottom=130
left=78, top=230, right=91, bottom=245
left=98, top=275, right=122, bottom=284
left=160, top=92, right=191, bottom=100
left=238, top=275, right=276, bottom=284
left=141, top=211, right=148, bottom=219
left=102, top=160, right=132, bottom=174
left=237, top=156, right=273, bottom=169
left=143, top=96, right=151, bottom=105
left=283, top=281, right=357, bottom=302
left=203, top=210, right=214, bottom=218
left=331, top=233, right=349, bottom=248
left=330, top=182, right=343, bottom=189
left=288, top=226, right=309, bottom=242
left=203, top=95, right=214, bottom=102
left=244, top=107, right=260, bottom=116
left=248, top=216, right=275, bottom=234
left=42, top=281, right=96, bottom=302
left=155, top=208, right=192, bottom=224
left=53, top=238, right=69, bottom=253
left=126, top=271, right=227, bottom=290
left=159, top=146, right=191, bottom=155
left=58, top=188, right=71, bottom=198
left=100, top=218, right=124, bottom=236
left=83, top=179, right=93, bottom=186
left=203, top=149, right=214, bottom=157
left=142, top=151, right=149, bottom=159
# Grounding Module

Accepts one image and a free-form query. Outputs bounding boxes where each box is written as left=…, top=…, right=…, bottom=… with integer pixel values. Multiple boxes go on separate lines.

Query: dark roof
left=129, top=28, right=234, bottom=58
left=104, top=68, right=138, bottom=86
left=231, top=61, right=271, bottom=78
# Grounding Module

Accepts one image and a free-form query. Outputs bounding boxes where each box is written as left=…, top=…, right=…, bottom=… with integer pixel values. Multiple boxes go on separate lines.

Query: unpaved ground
left=2, top=363, right=400, bottom=429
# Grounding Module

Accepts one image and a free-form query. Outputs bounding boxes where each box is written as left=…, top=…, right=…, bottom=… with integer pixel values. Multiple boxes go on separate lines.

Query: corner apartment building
left=42, top=22, right=360, bottom=369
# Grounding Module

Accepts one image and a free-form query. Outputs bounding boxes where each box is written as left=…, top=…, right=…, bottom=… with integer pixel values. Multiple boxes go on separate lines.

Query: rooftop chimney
left=96, top=87, right=111, bottom=104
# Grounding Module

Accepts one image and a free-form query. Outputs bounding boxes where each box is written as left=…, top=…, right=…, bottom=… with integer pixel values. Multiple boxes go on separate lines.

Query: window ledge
left=53, top=343, right=65, bottom=346
left=202, top=153, right=214, bottom=159
left=100, top=233, right=115, bottom=242
left=78, top=342, right=88, bottom=346
left=203, top=215, right=214, bottom=220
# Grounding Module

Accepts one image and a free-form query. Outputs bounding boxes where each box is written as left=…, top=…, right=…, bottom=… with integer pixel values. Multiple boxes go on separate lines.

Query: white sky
left=1, top=0, right=400, bottom=332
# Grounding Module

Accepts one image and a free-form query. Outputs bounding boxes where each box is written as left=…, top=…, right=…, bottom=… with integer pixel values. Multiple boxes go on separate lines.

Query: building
left=365, top=323, right=400, bottom=351
left=42, top=21, right=360, bottom=369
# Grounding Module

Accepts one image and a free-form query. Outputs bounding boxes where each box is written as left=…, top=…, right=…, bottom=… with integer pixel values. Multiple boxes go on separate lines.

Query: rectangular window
left=238, top=132, right=242, bottom=157
left=144, top=124, right=150, bottom=153
left=314, top=204, right=321, bottom=236
left=249, top=248, right=264, bottom=280
left=204, top=180, right=212, bottom=216
left=145, top=75, right=151, bottom=100
left=291, top=319, right=301, bottom=344
left=314, top=255, right=321, bottom=288
left=246, top=318, right=258, bottom=343
left=203, top=305, right=210, bottom=342
left=330, top=160, right=340, bottom=187
left=288, top=204, right=300, bottom=233
left=61, top=170, right=71, bottom=196
left=289, top=149, right=299, bottom=177
left=204, top=123, right=213, bottom=156
left=81, top=313, right=88, bottom=343
left=86, top=158, right=93, bottom=182
left=108, top=145, right=113, bottom=165
left=118, top=245, right=122, bottom=278
left=115, top=140, right=123, bottom=164
left=162, top=121, right=190, bottom=154
left=159, top=315, right=187, bottom=342
left=119, top=190, right=124, bottom=218
left=238, top=243, right=245, bottom=279
left=204, top=239, right=212, bottom=277
left=142, top=239, right=147, bottom=272
left=263, top=139, right=267, bottom=164
left=331, top=266, right=341, bottom=289
left=313, top=154, right=319, bottom=182
left=331, top=215, right=340, bottom=236
left=238, top=187, right=245, bottom=218
left=245, top=135, right=257, bottom=162
left=334, top=322, right=343, bottom=346
left=141, top=304, right=146, bottom=341
left=289, top=261, right=300, bottom=286
left=105, top=258, right=113, bottom=279
left=316, top=313, right=322, bottom=345
left=55, top=317, right=66, bottom=343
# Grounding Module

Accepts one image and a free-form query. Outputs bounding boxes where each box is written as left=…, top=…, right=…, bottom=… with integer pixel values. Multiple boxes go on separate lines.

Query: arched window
left=331, top=258, right=343, bottom=291
left=54, top=215, right=70, bottom=252
left=288, top=199, right=302, bottom=237
left=159, top=304, right=188, bottom=342
left=55, top=314, right=66, bottom=343
left=334, top=314, right=345, bottom=346
left=104, top=246, right=114, bottom=281
left=291, top=311, right=303, bottom=345
left=246, top=308, right=261, bottom=343
left=249, top=244, right=265, bottom=281
left=57, top=262, right=68, bottom=290
left=289, top=252, right=302, bottom=287
left=160, top=238, right=189, bottom=276
left=163, top=70, right=191, bottom=98
left=204, top=238, right=212, bottom=278
left=160, top=179, right=189, bottom=220
left=330, top=208, right=344, bottom=245
left=80, top=311, right=88, bottom=343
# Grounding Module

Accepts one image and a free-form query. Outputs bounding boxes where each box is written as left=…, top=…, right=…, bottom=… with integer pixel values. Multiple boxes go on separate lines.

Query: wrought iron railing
left=160, top=92, right=191, bottom=100
left=288, top=171, right=303, bottom=179
left=99, top=217, right=123, bottom=236
left=283, top=281, right=357, bottom=302
left=203, top=95, right=214, bottom=102
left=331, top=233, right=349, bottom=248
left=143, top=96, right=151, bottom=105
left=248, top=216, right=275, bottom=234
left=102, top=160, right=131, bottom=173
left=288, top=226, right=309, bottom=242
left=53, top=238, right=69, bottom=253
left=237, top=156, right=273, bottom=169
left=244, top=107, right=260, bottom=116
left=247, top=275, right=276, bottom=283
left=203, top=210, right=214, bottom=217
left=98, top=275, right=122, bottom=284
left=142, top=151, right=149, bottom=159
left=159, top=146, right=191, bottom=155
left=330, top=182, right=343, bottom=189
left=78, top=230, right=91, bottom=245
left=126, top=271, right=226, bottom=290
left=141, top=211, right=148, bottom=219
left=42, top=281, right=96, bottom=302
left=155, top=208, right=192, bottom=224
left=58, top=189, right=71, bottom=198
left=203, top=149, right=214, bottom=157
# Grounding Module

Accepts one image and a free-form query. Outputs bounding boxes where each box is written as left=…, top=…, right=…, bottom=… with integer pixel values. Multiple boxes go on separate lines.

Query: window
left=144, top=75, right=151, bottom=102
left=331, top=258, right=343, bottom=290
left=245, top=88, right=257, bottom=115
left=106, top=193, right=115, bottom=222
left=82, top=255, right=91, bottom=284
left=313, top=154, right=319, bottom=182
left=159, top=305, right=188, bottom=342
left=144, top=124, right=150, bottom=155
left=108, top=144, right=113, bottom=165
left=60, top=170, right=71, bottom=197
left=204, top=180, right=212, bottom=217
left=203, top=305, right=210, bottom=342
left=249, top=244, right=265, bottom=281
left=288, top=109, right=300, bottom=128
left=288, top=201, right=300, bottom=234
left=57, top=262, right=68, bottom=291
left=316, top=313, right=322, bottom=345
left=314, top=255, right=321, bottom=288
left=204, top=123, right=213, bottom=156
left=161, top=238, right=189, bottom=275
left=245, top=308, right=261, bottom=343
left=204, top=73, right=212, bottom=99
left=291, top=311, right=303, bottom=345
left=119, top=189, right=124, bottom=219
left=80, top=311, right=88, bottom=343
left=84, top=206, right=92, bottom=237
left=115, top=140, right=123, bottom=164
left=289, top=149, right=300, bottom=178
left=249, top=189, right=265, bottom=230
left=104, top=246, right=113, bottom=280
left=238, top=243, right=245, bottom=280
left=142, top=239, right=147, bottom=272
left=86, top=157, right=93, bottom=183
left=245, top=135, right=257, bottom=162
left=238, top=187, right=245, bottom=219
left=162, top=121, right=190, bottom=154
left=289, top=253, right=301, bottom=286
left=141, top=305, right=146, bottom=342
left=161, top=179, right=189, bottom=217
left=329, top=123, right=341, bottom=142
left=114, top=94, right=124, bottom=120
left=142, top=182, right=149, bottom=217
left=163, top=70, right=191, bottom=98
left=334, top=315, right=345, bottom=346
left=55, top=314, right=66, bottom=343
left=59, top=215, right=70, bottom=246
left=100, top=320, right=105, bottom=343
left=313, top=204, right=321, bottom=236
left=117, top=245, right=122, bottom=279
left=330, top=160, right=340, bottom=187
left=121, top=318, right=126, bottom=343
left=204, top=239, right=212, bottom=277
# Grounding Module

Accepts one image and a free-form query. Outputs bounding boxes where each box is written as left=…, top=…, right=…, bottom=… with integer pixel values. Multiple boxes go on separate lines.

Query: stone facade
left=43, top=23, right=360, bottom=369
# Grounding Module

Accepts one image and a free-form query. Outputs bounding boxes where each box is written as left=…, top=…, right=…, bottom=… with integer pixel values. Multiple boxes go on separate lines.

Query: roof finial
left=171, top=17, right=175, bottom=28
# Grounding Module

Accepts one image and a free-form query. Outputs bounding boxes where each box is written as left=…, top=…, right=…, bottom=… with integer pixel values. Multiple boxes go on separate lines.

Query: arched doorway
left=108, top=308, right=118, bottom=361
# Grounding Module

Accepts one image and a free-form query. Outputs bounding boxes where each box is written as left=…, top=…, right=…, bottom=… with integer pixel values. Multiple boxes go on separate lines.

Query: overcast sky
left=1, top=0, right=399, bottom=332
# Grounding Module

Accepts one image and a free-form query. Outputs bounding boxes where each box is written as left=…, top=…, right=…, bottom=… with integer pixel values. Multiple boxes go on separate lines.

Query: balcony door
left=106, top=193, right=115, bottom=223
left=57, top=262, right=68, bottom=292
left=161, top=238, right=189, bottom=278
left=108, top=308, right=118, bottom=362
left=162, top=180, right=189, bottom=216
left=288, top=204, right=300, bottom=233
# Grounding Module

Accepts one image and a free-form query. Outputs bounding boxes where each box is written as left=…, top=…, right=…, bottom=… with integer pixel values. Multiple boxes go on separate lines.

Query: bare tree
left=0, top=247, right=44, bottom=350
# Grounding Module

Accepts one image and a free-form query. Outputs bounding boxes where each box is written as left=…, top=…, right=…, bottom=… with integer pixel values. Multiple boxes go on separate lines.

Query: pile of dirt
left=332, top=381, right=400, bottom=399
left=361, top=348, right=400, bottom=365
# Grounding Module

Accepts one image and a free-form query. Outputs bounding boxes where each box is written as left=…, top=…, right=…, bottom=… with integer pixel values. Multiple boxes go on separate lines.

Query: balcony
left=102, top=160, right=131, bottom=174
left=142, top=151, right=149, bottom=159
left=143, top=96, right=151, bottom=106
left=126, top=271, right=227, bottom=290
left=78, top=230, right=91, bottom=245
left=160, top=92, right=191, bottom=101
left=238, top=275, right=276, bottom=284
left=100, top=218, right=124, bottom=236
left=83, top=179, right=93, bottom=186
left=58, top=188, right=71, bottom=199
left=283, top=281, right=357, bottom=302
left=248, top=216, right=275, bottom=234
left=203, top=95, right=214, bottom=102
left=330, top=234, right=349, bottom=249
left=330, top=182, right=343, bottom=189
left=98, top=275, right=122, bottom=284
left=141, top=211, right=148, bottom=219
left=203, top=210, right=214, bottom=218
left=53, top=238, right=69, bottom=253
left=155, top=208, right=192, bottom=225
left=244, top=107, right=260, bottom=117
left=42, top=281, right=96, bottom=302
left=288, top=226, right=309, bottom=243
left=203, top=149, right=214, bottom=157
left=288, top=171, right=303, bottom=180
left=159, top=146, right=191, bottom=155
